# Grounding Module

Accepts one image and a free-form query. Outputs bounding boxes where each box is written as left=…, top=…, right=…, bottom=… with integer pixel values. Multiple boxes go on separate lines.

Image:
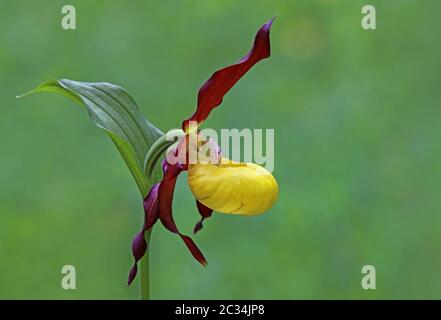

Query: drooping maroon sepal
left=182, top=17, right=275, bottom=130
left=158, top=159, right=208, bottom=266
left=194, top=200, right=213, bottom=234
left=128, top=183, right=160, bottom=285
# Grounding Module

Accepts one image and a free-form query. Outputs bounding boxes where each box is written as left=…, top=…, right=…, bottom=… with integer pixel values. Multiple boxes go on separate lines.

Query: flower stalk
left=140, top=229, right=152, bottom=300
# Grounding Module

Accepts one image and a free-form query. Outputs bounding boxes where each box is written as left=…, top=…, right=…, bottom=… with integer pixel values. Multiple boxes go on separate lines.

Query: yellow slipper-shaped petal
left=187, top=157, right=278, bottom=215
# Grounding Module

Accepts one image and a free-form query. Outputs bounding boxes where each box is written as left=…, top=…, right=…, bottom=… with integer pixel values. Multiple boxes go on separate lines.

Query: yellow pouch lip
left=187, top=157, right=278, bottom=215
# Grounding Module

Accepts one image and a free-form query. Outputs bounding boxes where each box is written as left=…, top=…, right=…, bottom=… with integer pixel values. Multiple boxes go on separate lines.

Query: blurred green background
left=1, top=0, right=440, bottom=299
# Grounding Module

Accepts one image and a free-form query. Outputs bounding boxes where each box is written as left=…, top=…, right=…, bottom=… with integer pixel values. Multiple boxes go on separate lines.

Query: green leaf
left=19, top=79, right=164, bottom=197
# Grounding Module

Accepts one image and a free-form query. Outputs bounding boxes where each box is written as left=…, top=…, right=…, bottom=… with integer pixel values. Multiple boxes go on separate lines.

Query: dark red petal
left=180, top=235, right=208, bottom=266
left=158, top=160, right=208, bottom=266
left=143, top=183, right=161, bottom=230
left=182, top=17, right=275, bottom=130
left=193, top=200, right=213, bottom=234
left=127, top=183, right=160, bottom=285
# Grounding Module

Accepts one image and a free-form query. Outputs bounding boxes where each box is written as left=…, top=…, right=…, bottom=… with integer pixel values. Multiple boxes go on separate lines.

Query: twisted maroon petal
left=182, top=17, right=275, bottom=130
left=127, top=183, right=160, bottom=285
left=159, top=160, right=208, bottom=266
left=193, top=200, right=213, bottom=234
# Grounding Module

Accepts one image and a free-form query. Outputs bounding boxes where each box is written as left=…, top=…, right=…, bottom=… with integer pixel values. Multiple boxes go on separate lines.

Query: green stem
left=140, top=229, right=152, bottom=300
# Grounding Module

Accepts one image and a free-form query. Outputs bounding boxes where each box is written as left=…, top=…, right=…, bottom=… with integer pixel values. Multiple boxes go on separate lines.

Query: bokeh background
left=1, top=0, right=440, bottom=299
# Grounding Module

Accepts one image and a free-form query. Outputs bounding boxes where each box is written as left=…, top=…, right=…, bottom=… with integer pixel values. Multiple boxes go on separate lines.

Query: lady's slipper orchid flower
left=188, top=157, right=278, bottom=215
left=128, top=18, right=278, bottom=285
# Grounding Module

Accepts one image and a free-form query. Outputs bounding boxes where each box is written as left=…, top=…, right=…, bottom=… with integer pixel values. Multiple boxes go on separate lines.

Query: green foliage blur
left=1, top=0, right=440, bottom=299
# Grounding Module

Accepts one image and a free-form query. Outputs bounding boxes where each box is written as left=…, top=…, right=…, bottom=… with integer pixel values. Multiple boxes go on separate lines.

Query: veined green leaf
left=20, top=79, right=163, bottom=197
